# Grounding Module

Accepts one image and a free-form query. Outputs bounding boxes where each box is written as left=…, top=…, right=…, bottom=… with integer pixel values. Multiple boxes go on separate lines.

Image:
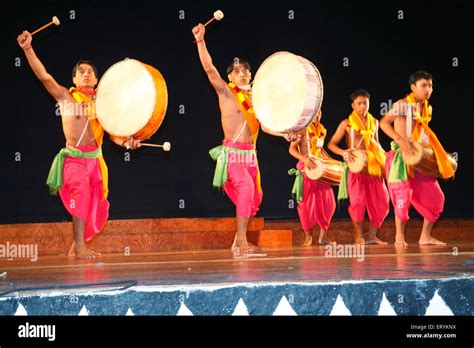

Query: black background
left=2, top=0, right=473, bottom=224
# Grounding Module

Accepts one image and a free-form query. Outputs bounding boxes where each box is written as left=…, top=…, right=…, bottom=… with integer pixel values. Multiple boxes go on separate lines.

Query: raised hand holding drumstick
left=17, top=16, right=60, bottom=49
left=204, top=10, right=224, bottom=26
left=192, top=23, right=205, bottom=43
left=31, top=16, right=60, bottom=35
left=192, top=10, right=224, bottom=43
left=17, top=31, right=33, bottom=50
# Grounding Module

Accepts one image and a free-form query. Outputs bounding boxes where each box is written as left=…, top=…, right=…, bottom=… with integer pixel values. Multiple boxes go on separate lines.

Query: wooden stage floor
left=1, top=241, right=473, bottom=292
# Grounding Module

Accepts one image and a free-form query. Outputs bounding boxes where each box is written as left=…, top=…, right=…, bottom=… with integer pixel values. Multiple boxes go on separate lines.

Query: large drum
left=252, top=51, right=323, bottom=133
left=304, top=156, right=344, bottom=186
left=402, top=141, right=458, bottom=178
left=96, top=59, right=168, bottom=140
left=348, top=150, right=386, bottom=177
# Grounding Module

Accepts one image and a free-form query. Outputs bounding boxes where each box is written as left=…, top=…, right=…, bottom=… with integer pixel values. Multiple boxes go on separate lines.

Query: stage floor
left=1, top=241, right=473, bottom=316
left=1, top=241, right=473, bottom=289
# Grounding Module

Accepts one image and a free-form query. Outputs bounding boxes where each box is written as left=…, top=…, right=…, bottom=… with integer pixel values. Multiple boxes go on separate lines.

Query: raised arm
left=192, top=24, right=229, bottom=96
left=17, top=31, right=69, bottom=102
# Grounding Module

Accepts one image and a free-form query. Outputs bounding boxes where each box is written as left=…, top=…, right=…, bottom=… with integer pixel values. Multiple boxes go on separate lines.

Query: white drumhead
left=252, top=51, right=323, bottom=132
left=348, top=150, right=367, bottom=173
left=96, top=59, right=156, bottom=137
left=402, top=141, right=423, bottom=165
left=305, top=156, right=325, bottom=180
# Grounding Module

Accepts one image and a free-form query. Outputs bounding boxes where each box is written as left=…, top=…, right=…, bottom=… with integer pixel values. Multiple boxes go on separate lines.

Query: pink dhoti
left=385, top=150, right=444, bottom=223
left=220, top=139, right=263, bottom=219
left=58, top=145, right=109, bottom=241
left=347, top=172, right=389, bottom=229
left=296, top=160, right=336, bottom=231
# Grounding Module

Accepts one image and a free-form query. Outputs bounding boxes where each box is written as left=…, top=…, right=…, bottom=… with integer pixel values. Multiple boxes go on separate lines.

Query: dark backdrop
left=2, top=0, right=473, bottom=224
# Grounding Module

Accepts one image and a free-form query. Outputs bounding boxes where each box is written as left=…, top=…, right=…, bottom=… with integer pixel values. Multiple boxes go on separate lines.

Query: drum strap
left=306, top=122, right=326, bottom=157
left=406, top=105, right=413, bottom=138
left=76, top=119, right=90, bottom=147
left=350, top=122, right=377, bottom=150
left=350, top=127, right=364, bottom=150
left=233, top=120, right=247, bottom=144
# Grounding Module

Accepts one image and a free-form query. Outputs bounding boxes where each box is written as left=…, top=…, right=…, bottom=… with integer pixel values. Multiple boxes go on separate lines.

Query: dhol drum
left=304, top=156, right=344, bottom=186
left=402, top=140, right=458, bottom=178
left=251, top=51, right=323, bottom=133
left=95, top=59, right=168, bottom=140
left=348, top=149, right=386, bottom=177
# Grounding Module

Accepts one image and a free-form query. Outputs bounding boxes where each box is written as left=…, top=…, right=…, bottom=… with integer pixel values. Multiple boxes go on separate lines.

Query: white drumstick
left=31, top=16, right=60, bottom=36
left=141, top=141, right=171, bottom=151
left=204, top=10, right=224, bottom=26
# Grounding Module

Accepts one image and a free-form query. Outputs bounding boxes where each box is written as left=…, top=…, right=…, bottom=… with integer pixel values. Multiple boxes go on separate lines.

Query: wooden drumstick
left=31, top=16, right=60, bottom=36
left=141, top=142, right=171, bottom=151
left=203, top=10, right=224, bottom=26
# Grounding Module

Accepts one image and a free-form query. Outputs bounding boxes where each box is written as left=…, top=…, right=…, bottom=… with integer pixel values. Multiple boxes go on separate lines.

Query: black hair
left=72, top=60, right=98, bottom=79
left=350, top=89, right=370, bottom=102
left=226, top=58, right=251, bottom=75
left=409, top=70, right=432, bottom=86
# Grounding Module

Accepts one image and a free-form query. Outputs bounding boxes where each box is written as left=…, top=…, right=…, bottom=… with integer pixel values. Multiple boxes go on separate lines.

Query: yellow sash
left=228, top=82, right=261, bottom=192
left=406, top=93, right=454, bottom=179
left=228, top=83, right=260, bottom=144
left=307, top=122, right=326, bottom=158
left=348, top=111, right=385, bottom=177
left=69, top=88, right=109, bottom=199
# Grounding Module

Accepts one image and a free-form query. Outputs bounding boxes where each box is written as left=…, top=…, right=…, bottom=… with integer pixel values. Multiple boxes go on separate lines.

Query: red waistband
left=66, top=144, right=99, bottom=152
left=222, top=139, right=255, bottom=151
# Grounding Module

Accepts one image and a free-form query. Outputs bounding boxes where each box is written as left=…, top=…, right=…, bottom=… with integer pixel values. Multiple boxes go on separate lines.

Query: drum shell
left=348, top=150, right=386, bottom=178
left=402, top=141, right=458, bottom=178
left=304, top=156, right=344, bottom=186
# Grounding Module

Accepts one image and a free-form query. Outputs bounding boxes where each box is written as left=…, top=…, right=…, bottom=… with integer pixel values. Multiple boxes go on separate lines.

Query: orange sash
left=228, top=83, right=260, bottom=144
left=307, top=122, right=327, bottom=158
left=406, top=93, right=454, bottom=179
left=348, top=111, right=385, bottom=177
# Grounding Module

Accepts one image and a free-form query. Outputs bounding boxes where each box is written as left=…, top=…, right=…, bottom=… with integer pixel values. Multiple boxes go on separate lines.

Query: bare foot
left=419, top=237, right=447, bottom=246
left=232, top=237, right=252, bottom=257
left=355, top=236, right=365, bottom=244
left=395, top=238, right=408, bottom=248
left=366, top=236, right=388, bottom=245
left=318, top=237, right=335, bottom=245
left=231, top=246, right=267, bottom=258
left=303, top=235, right=313, bottom=246
left=231, top=239, right=267, bottom=257
left=69, top=243, right=101, bottom=259
left=68, top=241, right=76, bottom=257
left=246, top=242, right=262, bottom=252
